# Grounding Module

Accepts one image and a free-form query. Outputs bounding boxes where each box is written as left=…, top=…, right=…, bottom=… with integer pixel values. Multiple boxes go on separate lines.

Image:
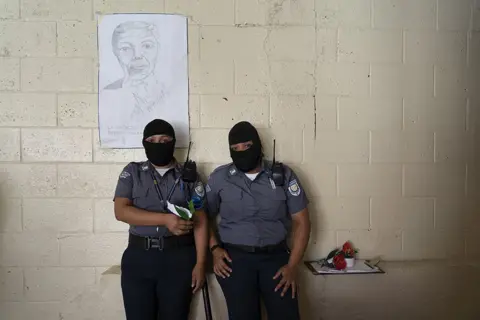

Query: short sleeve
left=283, top=167, right=309, bottom=215
left=113, top=163, right=134, bottom=201
left=205, top=173, right=220, bottom=217
left=189, top=178, right=206, bottom=210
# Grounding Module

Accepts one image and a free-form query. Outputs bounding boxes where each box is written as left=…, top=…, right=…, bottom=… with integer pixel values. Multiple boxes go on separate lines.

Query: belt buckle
left=145, top=237, right=164, bottom=251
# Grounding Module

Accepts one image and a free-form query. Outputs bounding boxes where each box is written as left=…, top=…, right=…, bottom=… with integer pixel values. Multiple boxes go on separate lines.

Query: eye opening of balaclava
left=142, top=119, right=176, bottom=167
left=228, top=121, right=262, bottom=172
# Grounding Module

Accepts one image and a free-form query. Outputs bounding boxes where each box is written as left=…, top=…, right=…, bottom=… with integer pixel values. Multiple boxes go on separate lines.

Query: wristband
left=210, top=244, right=221, bottom=253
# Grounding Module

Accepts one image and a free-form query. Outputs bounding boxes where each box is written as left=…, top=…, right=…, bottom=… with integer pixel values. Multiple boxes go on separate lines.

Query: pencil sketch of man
left=105, top=21, right=165, bottom=114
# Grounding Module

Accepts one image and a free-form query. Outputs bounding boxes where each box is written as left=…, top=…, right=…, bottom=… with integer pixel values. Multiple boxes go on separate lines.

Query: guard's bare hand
left=212, top=248, right=232, bottom=279
left=273, top=264, right=297, bottom=298
left=165, top=215, right=193, bottom=236
left=191, top=263, right=206, bottom=294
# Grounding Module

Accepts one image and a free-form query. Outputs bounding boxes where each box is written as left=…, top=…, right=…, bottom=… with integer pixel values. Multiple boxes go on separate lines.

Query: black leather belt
left=129, top=233, right=194, bottom=251
left=223, top=241, right=287, bottom=254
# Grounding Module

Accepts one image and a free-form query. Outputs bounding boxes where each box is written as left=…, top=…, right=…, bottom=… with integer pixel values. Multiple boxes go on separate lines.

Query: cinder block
left=0, top=302, right=61, bottom=320
left=468, top=97, right=480, bottom=131
left=371, top=131, right=434, bottom=163
left=0, top=129, right=20, bottom=162
left=22, top=129, right=93, bottom=162
left=403, top=164, right=467, bottom=197
left=404, top=98, right=467, bottom=131
left=303, top=230, right=336, bottom=260
left=188, top=95, right=201, bottom=129
left=403, top=229, right=465, bottom=260
left=57, top=164, right=124, bottom=197
left=271, top=61, right=315, bottom=95
left=270, top=95, right=314, bottom=130
left=316, top=63, right=370, bottom=97
left=0, top=58, right=19, bottom=91
left=22, top=0, right=92, bottom=20
left=94, top=199, right=129, bottom=233
left=0, top=198, right=22, bottom=233
left=338, top=98, right=403, bottom=131
left=265, top=27, right=316, bottom=61
left=189, top=59, right=234, bottom=94
left=316, top=28, right=337, bottom=63
left=435, top=131, right=474, bottom=163
left=258, top=127, right=304, bottom=163
left=470, top=32, right=480, bottom=68
left=0, top=164, right=56, bottom=197
left=24, top=267, right=96, bottom=301
left=291, top=163, right=337, bottom=197
left=435, top=197, right=470, bottom=230
left=200, top=95, right=269, bottom=128
left=438, top=0, right=472, bottom=31
left=315, top=0, right=371, bottom=28
left=0, top=233, right=59, bottom=266
left=314, top=131, right=369, bottom=163
left=92, top=129, right=142, bottom=163
left=434, top=64, right=469, bottom=98
left=190, top=128, right=233, bottom=163
left=23, top=199, right=93, bottom=233
left=336, top=229, right=403, bottom=260
left=474, top=6, right=480, bottom=31
left=371, top=197, right=434, bottom=229
left=200, top=26, right=268, bottom=60
left=58, top=94, right=98, bottom=128
left=0, top=22, right=55, bottom=57
left=311, top=197, right=370, bottom=230
left=21, top=58, right=93, bottom=92
left=371, top=64, right=434, bottom=98
left=165, top=0, right=234, bottom=25
left=0, top=0, right=19, bottom=19
left=315, top=96, right=337, bottom=131
left=338, top=164, right=402, bottom=196
left=236, top=0, right=315, bottom=26
left=0, top=93, right=56, bottom=126
left=405, top=31, right=467, bottom=64
left=188, top=26, right=200, bottom=60
left=57, top=22, right=97, bottom=58
left=373, top=0, right=436, bottom=29
left=467, top=163, right=480, bottom=196
left=338, top=29, right=402, bottom=63
left=0, top=268, right=23, bottom=302
left=59, top=233, right=128, bottom=266
left=94, top=0, right=164, bottom=14
left=466, top=230, right=480, bottom=258
left=234, top=59, right=270, bottom=94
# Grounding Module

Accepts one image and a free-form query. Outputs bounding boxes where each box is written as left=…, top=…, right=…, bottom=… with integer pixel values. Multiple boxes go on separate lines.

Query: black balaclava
left=142, top=119, right=176, bottom=166
left=228, top=121, right=262, bottom=172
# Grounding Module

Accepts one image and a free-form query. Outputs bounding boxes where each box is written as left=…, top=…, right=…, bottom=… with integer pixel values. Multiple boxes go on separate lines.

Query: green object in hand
left=174, top=205, right=192, bottom=220
left=187, top=200, right=195, bottom=215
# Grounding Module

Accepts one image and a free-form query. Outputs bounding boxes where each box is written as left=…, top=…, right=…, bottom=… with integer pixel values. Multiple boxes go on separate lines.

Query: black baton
left=202, top=277, right=213, bottom=320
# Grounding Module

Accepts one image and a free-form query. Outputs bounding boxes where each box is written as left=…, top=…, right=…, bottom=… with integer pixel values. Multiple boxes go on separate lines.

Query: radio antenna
left=185, top=141, right=192, bottom=162
left=272, top=139, right=276, bottom=166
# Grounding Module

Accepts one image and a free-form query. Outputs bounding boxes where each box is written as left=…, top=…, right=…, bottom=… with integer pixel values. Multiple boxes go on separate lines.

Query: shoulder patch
left=194, top=182, right=205, bottom=197
left=119, top=171, right=131, bottom=179
left=205, top=184, right=212, bottom=193
left=288, top=179, right=301, bottom=196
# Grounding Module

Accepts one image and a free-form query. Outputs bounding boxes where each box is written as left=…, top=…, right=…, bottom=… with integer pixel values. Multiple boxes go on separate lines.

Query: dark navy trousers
left=216, top=246, right=301, bottom=320
left=120, top=244, right=196, bottom=320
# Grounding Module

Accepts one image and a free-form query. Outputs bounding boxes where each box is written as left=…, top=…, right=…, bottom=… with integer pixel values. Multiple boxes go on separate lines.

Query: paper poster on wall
left=98, top=14, right=189, bottom=148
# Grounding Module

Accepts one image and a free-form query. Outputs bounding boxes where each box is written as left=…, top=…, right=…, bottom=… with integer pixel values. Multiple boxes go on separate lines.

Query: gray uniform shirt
left=206, top=160, right=309, bottom=247
left=114, top=161, right=205, bottom=238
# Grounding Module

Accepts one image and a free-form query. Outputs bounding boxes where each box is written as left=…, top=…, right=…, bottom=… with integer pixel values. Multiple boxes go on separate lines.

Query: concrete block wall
left=0, top=0, right=479, bottom=319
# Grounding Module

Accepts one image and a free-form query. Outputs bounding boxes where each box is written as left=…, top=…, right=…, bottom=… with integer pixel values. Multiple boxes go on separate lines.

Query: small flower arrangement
left=323, top=241, right=359, bottom=270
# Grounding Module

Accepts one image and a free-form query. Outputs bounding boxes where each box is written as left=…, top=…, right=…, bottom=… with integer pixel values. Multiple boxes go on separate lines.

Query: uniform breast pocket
left=219, top=191, right=244, bottom=220
left=261, top=189, right=287, bottom=220
left=132, top=186, right=161, bottom=211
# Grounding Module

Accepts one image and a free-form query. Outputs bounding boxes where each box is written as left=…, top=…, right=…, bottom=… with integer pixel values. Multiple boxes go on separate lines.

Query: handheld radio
left=270, top=139, right=284, bottom=186
left=181, top=141, right=197, bottom=183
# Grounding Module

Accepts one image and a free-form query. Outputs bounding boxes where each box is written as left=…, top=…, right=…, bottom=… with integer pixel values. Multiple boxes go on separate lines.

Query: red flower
left=342, top=241, right=357, bottom=258
left=333, top=253, right=346, bottom=270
